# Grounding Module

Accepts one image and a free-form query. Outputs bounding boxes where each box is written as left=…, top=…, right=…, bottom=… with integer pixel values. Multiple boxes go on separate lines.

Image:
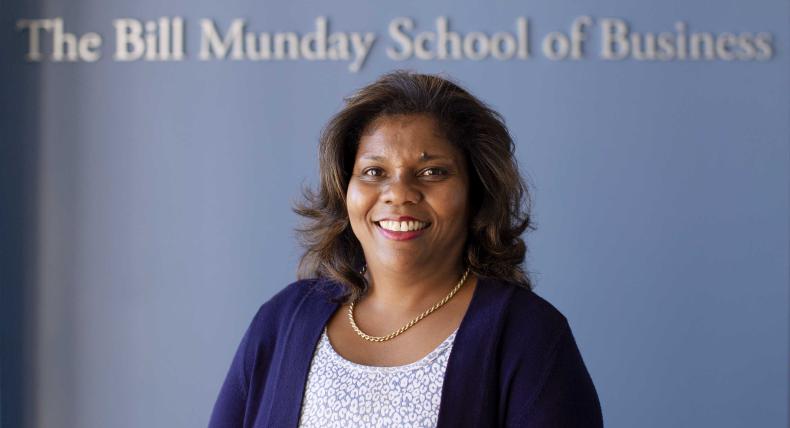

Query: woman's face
left=346, top=114, right=470, bottom=273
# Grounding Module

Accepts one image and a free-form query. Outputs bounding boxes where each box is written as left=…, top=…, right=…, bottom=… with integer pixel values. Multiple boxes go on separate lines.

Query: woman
left=209, top=71, right=603, bottom=427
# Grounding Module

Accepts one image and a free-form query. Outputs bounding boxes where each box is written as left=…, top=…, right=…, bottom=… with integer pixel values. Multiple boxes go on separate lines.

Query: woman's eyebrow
left=359, top=153, right=455, bottom=162
left=418, top=153, right=454, bottom=162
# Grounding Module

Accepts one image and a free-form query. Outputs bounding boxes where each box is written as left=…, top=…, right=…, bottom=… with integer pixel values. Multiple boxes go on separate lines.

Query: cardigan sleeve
left=512, top=321, right=603, bottom=427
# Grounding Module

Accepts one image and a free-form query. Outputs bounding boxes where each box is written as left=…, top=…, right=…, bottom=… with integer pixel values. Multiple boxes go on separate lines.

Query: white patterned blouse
left=297, top=326, right=459, bottom=428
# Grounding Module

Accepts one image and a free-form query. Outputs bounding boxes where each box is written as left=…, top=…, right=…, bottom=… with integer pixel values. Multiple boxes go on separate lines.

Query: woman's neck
left=361, top=260, right=468, bottom=313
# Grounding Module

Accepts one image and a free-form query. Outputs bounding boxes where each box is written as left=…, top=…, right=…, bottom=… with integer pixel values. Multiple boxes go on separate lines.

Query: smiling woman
left=208, top=71, right=603, bottom=427
left=348, top=114, right=471, bottom=273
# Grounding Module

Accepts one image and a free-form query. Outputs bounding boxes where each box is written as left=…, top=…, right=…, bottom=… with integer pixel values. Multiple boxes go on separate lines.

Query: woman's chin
left=368, top=253, right=432, bottom=272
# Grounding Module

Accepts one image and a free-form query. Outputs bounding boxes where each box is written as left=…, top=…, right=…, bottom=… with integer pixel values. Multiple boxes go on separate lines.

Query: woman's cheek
left=436, top=184, right=468, bottom=215
left=438, top=185, right=470, bottom=233
left=346, top=182, right=371, bottom=228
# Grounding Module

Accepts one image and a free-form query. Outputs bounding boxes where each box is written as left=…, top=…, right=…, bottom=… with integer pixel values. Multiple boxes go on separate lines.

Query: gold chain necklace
left=347, top=267, right=471, bottom=343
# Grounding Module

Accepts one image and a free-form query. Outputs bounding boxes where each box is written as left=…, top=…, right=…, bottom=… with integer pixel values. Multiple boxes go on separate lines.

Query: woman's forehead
left=357, top=114, right=461, bottom=160
left=361, top=113, right=444, bottom=137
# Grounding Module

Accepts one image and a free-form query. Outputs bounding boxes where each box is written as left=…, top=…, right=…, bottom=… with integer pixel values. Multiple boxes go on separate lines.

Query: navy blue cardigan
left=209, top=276, right=603, bottom=427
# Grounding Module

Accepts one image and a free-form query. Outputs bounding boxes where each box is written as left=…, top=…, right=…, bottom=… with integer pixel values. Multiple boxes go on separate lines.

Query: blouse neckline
left=319, top=326, right=459, bottom=373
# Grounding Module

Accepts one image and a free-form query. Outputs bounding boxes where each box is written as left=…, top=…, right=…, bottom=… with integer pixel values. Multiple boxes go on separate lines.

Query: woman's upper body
left=210, top=70, right=603, bottom=427
left=208, top=276, right=603, bottom=427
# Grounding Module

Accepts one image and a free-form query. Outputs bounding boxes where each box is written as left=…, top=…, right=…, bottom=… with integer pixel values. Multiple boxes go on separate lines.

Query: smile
left=374, top=220, right=430, bottom=241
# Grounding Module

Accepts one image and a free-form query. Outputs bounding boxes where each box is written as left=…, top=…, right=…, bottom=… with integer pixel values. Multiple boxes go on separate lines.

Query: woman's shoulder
left=261, top=277, right=335, bottom=308
left=507, top=283, right=569, bottom=329
left=481, top=277, right=571, bottom=353
left=248, top=277, right=341, bottom=330
left=481, top=277, right=568, bottom=329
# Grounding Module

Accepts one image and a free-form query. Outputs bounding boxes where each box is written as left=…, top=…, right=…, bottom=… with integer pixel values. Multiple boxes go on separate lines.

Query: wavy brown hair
left=294, top=70, right=535, bottom=302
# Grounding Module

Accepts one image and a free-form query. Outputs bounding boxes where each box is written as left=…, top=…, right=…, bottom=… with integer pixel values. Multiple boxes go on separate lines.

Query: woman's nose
left=382, top=175, right=422, bottom=205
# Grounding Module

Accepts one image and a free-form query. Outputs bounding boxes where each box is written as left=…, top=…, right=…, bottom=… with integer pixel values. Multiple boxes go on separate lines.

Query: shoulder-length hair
left=294, top=70, right=535, bottom=302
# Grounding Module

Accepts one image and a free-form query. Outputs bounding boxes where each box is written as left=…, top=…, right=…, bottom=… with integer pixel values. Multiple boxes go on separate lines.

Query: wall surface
left=2, top=0, right=788, bottom=427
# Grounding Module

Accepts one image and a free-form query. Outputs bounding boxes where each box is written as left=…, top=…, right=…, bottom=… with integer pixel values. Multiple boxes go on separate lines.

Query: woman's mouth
left=374, top=219, right=430, bottom=241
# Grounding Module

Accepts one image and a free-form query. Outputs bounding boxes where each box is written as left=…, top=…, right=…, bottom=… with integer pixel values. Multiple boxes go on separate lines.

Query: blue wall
left=2, top=0, right=788, bottom=427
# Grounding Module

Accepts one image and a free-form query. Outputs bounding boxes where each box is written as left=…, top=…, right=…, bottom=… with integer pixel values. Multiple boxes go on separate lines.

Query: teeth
left=379, top=220, right=428, bottom=232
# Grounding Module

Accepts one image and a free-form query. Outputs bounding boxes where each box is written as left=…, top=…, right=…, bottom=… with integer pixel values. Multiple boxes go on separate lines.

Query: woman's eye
left=363, top=168, right=384, bottom=177
left=421, top=167, right=448, bottom=177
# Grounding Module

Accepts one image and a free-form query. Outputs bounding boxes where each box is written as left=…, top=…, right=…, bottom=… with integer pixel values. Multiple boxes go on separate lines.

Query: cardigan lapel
left=436, top=276, right=515, bottom=427
left=260, top=280, right=341, bottom=427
